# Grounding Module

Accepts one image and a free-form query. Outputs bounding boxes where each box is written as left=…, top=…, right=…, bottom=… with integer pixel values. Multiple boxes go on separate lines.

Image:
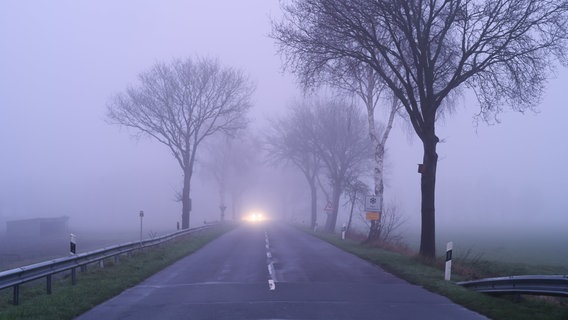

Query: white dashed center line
left=265, top=231, right=277, bottom=290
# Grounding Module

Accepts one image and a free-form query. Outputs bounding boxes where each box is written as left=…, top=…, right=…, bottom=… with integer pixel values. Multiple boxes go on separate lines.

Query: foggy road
left=76, top=223, right=487, bottom=320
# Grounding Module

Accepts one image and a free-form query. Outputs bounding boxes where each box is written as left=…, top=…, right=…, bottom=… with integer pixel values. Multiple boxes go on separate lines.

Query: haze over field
left=1, top=1, right=567, bottom=252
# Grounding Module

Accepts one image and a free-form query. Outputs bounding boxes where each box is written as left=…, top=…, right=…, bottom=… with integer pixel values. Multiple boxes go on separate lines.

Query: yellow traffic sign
left=366, top=212, right=381, bottom=221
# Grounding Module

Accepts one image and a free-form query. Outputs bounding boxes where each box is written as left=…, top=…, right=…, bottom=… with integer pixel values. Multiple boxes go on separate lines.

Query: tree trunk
left=231, top=192, right=237, bottom=220
left=365, top=96, right=396, bottom=243
left=181, top=170, right=191, bottom=229
left=419, top=134, right=438, bottom=258
left=325, top=184, right=341, bottom=232
left=310, top=179, right=318, bottom=229
left=365, top=144, right=385, bottom=243
left=346, top=191, right=356, bottom=235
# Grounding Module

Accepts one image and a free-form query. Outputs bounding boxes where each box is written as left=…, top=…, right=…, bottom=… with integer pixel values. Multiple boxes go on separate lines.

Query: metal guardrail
left=0, top=225, right=212, bottom=305
left=457, top=275, right=568, bottom=296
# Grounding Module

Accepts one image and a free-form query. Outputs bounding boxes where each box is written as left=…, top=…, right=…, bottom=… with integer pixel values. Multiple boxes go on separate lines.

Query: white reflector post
left=445, top=241, right=453, bottom=281
left=70, top=233, right=77, bottom=255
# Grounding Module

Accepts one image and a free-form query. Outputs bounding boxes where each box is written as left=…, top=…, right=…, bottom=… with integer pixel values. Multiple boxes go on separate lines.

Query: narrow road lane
left=76, top=223, right=487, bottom=320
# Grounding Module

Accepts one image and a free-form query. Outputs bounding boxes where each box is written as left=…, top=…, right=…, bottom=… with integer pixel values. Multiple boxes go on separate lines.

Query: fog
left=1, top=1, right=567, bottom=249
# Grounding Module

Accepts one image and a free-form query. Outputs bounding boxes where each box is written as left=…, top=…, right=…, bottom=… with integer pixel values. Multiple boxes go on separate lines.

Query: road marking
left=267, top=262, right=277, bottom=289
left=265, top=230, right=277, bottom=290
left=265, top=231, right=270, bottom=249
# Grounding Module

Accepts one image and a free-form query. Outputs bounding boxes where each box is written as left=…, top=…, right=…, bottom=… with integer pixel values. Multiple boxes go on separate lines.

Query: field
left=398, top=228, right=568, bottom=268
left=314, top=231, right=568, bottom=320
left=2, top=225, right=567, bottom=273
left=0, top=229, right=172, bottom=272
left=0, top=226, right=233, bottom=320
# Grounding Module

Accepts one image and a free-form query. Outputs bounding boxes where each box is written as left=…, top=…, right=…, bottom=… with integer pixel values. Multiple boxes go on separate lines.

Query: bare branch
left=272, top=0, right=568, bottom=257
left=107, top=56, right=254, bottom=228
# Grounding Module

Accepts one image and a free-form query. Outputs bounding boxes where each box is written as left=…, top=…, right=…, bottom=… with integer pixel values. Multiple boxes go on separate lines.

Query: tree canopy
left=107, top=57, right=254, bottom=228
left=273, top=0, right=568, bottom=257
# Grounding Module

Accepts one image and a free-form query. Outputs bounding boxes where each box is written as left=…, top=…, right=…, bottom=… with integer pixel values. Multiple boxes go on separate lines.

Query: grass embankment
left=0, top=224, right=233, bottom=320
left=312, top=231, right=568, bottom=320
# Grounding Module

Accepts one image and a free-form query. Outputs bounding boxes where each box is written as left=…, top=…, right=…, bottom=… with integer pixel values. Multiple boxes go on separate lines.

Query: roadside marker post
left=445, top=241, right=453, bottom=281
left=70, top=234, right=77, bottom=255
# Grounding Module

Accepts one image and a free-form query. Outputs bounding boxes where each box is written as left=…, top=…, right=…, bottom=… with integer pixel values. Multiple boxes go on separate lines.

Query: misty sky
left=1, top=1, right=567, bottom=240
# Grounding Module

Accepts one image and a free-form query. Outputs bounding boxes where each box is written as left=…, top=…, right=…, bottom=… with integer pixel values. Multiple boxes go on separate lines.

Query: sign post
left=139, top=210, right=144, bottom=242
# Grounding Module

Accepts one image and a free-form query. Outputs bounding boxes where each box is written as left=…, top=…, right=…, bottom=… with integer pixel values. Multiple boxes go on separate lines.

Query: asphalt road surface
left=76, top=223, right=487, bottom=320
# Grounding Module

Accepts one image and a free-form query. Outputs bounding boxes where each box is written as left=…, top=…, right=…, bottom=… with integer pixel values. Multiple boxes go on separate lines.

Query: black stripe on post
left=70, top=233, right=77, bottom=255
left=444, top=241, right=453, bottom=281
left=446, top=249, right=452, bottom=262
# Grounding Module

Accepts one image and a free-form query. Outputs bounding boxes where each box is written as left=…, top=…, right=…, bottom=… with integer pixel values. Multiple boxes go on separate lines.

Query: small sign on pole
left=365, top=212, right=381, bottom=221
left=324, top=201, right=333, bottom=212
left=364, top=195, right=380, bottom=212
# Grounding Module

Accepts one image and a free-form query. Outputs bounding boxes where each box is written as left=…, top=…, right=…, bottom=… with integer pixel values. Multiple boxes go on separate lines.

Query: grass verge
left=0, top=224, right=234, bottom=320
left=311, top=231, right=568, bottom=320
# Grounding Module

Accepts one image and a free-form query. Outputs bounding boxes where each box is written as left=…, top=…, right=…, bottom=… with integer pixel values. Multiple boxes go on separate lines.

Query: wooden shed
left=6, top=216, right=69, bottom=237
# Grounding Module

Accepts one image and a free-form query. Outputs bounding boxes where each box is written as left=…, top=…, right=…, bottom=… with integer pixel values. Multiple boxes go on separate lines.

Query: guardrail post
left=80, top=265, right=87, bottom=272
left=71, top=267, right=77, bottom=285
left=99, top=259, right=105, bottom=269
left=47, top=274, right=52, bottom=294
left=13, top=284, right=19, bottom=305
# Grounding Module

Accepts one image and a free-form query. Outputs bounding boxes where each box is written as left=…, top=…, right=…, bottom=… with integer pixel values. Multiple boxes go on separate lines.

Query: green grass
left=311, top=231, right=568, bottom=320
left=0, top=224, right=234, bottom=320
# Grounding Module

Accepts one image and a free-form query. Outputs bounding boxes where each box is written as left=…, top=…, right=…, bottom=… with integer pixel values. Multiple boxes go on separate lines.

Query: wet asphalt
left=75, top=223, right=488, bottom=320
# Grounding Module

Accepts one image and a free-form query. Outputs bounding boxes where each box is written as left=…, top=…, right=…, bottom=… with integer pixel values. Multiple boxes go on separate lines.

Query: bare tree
left=225, top=134, right=261, bottom=220
left=357, top=202, right=406, bottom=245
left=328, top=64, right=400, bottom=242
left=107, top=57, right=254, bottom=229
left=272, top=0, right=568, bottom=257
left=344, top=179, right=370, bottom=236
left=311, top=98, right=373, bottom=232
left=201, top=135, right=239, bottom=221
left=376, top=204, right=406, bottom=245
left=265, top=102, right=321, bottom=229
